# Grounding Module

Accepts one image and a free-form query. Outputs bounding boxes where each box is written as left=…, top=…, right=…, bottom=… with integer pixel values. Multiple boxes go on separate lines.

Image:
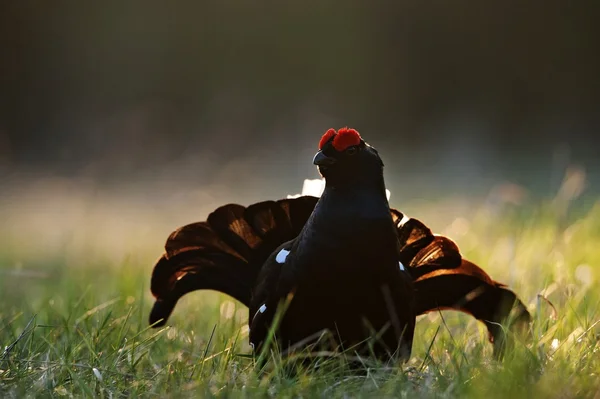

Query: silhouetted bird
left=149, top=128, right=530, bottom=360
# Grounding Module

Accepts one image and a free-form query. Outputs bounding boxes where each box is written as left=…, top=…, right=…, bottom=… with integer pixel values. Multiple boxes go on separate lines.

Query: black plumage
left=149, top=128, right=530, bottom=360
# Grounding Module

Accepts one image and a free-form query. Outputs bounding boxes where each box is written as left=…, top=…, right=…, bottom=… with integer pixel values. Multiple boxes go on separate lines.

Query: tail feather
left=149, top=251, right=252, bottom=326
left=165, top=221, right=246, bottom=259
left=412, top=260, right=531, bottom=357
left=149, top=196, right=319, bottom=327
left=392, top=210, right=531, bottom=355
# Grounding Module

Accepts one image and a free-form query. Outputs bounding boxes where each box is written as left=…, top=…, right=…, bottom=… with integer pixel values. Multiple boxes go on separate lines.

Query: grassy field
left=1, top=179, right=599, bottom=398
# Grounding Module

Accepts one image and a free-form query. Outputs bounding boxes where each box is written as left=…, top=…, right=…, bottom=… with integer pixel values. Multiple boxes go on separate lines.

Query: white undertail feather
left=287, top=178, right=391, bottom=201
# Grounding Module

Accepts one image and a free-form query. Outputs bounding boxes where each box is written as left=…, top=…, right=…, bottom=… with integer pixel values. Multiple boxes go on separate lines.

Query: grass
left=1, top=181, right=599, bottom=398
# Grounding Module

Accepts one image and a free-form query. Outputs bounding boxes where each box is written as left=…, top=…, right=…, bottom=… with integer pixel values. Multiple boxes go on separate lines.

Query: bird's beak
left=313, top=151, right=336, bottom=166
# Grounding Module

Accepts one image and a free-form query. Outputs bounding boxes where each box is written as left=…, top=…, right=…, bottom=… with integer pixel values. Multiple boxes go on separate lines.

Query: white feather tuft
left=276, top=248, right=290, bottom=264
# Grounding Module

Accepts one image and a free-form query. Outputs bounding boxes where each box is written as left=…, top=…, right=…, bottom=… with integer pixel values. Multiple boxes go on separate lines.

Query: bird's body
left=148, top=128, right=531, bottom=361
left=249, top=186, right=415, bottom=357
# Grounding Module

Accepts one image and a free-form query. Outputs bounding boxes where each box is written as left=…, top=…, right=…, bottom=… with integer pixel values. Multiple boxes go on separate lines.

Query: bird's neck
left=291, top=181, right=399, bottom=269
left=299, top=179, right=394, bottom=243
left=321, top=172, right=390, bottom=214
left=320, top=186, right=389, bottom=218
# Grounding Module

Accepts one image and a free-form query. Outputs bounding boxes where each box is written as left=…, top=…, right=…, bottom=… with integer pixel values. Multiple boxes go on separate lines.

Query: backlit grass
left=1, top=184, right=599, bottom=398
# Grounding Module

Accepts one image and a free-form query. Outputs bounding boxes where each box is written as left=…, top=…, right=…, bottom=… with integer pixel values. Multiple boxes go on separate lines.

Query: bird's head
left=313, top=127, right=384, bottom=189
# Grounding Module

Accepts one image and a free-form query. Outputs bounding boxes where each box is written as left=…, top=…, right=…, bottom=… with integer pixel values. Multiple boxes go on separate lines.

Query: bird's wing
left=247, top=241, right=295, bottom=351
left=149, top=196, right=318, bottom=327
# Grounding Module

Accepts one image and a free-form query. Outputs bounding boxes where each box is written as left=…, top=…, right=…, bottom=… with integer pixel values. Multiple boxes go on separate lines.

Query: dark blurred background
left=1, top=0, right=599, bottom=201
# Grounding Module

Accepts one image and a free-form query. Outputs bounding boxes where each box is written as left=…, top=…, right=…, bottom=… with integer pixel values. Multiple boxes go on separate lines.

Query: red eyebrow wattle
left=332, top=128, right=361, bottom=151
left=318, top=128, right=337, bottom=149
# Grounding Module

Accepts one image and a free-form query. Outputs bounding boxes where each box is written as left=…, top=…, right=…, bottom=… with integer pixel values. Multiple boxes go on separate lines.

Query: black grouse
left=149, top=128, right=531, bottom=360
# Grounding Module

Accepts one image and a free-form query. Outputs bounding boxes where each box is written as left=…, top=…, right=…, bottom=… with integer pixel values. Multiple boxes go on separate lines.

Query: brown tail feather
left=148, top=196, right=319, bottom=327
left=392, top=211, right=530, bottom=356
left=412, top=259, right=531, bottom=356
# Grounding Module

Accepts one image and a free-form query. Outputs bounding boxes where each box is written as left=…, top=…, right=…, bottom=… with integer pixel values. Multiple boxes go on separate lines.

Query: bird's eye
left=346, top=146, right=358, bottom=155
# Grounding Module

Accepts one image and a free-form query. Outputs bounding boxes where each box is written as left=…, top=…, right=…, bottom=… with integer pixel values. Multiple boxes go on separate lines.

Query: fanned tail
left=149, top=196, right=318, bottom=326
left=391, top=210, right=531, bottom=355
left=149, top=196, right=530, bottom=356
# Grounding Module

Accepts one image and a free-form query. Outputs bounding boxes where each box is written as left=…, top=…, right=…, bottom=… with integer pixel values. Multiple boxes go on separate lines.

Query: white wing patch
left=251, top=304, right=268, bottom=323
left=276, top=248, right=290, bottom=264
left=398, top=261, right=406, bottom=271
